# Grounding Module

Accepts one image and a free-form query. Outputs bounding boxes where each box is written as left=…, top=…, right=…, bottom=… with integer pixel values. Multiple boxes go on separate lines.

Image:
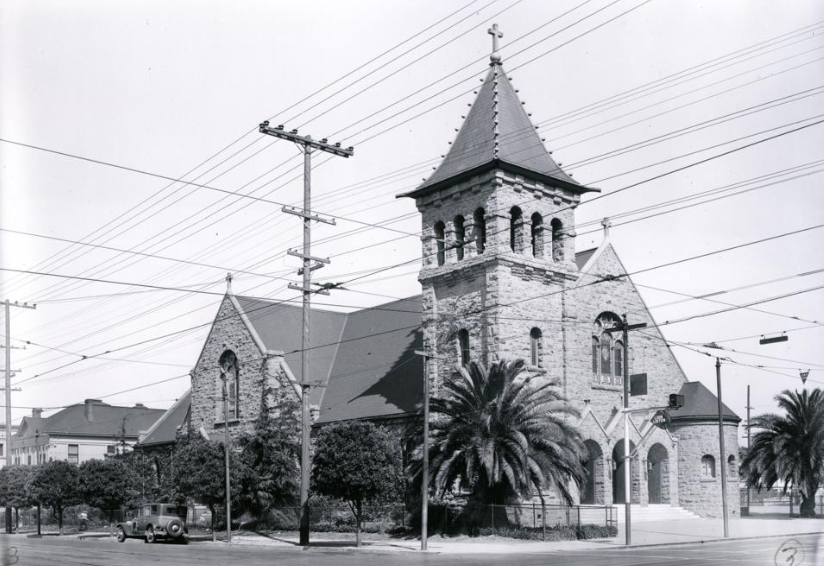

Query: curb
left=594, top=530, right=824, bottom=551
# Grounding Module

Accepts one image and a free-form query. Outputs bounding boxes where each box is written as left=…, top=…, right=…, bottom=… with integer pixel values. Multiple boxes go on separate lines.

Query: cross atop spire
left=225, top=272, right=234, bottom=294
left=488, top=23, right=503, bottom=64
left=601, top=217, right=612, bottom=238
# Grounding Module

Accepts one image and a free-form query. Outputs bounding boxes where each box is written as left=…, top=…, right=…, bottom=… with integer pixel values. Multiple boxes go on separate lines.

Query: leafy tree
left=411, top=359, right=586, bottom=510
left=26, top=460, right=81, bottom=534
left=173, top=435, right=244, bottom=541
left=112, top=448, right=161, bottom=504
left=237, top=391, right=300, bottom=519
left=742, top=388, right=824, bottom=517
left=0, top=465, right=34, bottom=531
left=78, top=458, right=139, bottom=524
left=311, top=421, right=403, bottom=547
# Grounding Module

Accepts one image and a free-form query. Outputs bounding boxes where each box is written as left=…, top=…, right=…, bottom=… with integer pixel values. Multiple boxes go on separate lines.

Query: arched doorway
left=647, top=443, right=669, bottom=504
left=612, top=441, right=638, bottom=504
left=582, top=440, right=604, bottom=504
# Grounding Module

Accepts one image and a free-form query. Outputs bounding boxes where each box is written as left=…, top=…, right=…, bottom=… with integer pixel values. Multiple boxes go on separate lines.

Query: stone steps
left=610, top=503, right=701, bottom=523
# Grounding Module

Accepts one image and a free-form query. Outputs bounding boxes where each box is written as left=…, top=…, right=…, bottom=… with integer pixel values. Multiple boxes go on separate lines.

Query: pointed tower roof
left=401, top=26, right=597, bottom=198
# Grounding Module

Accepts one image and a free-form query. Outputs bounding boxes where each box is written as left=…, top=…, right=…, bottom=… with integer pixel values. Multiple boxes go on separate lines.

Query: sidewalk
left=71, top=515, right=824, bottom=554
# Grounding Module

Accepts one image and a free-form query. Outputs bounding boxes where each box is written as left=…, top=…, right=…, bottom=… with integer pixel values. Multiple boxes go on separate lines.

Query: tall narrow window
left=600, top=339, right=612, bottom=382
left=68, top=444, right=79, bottom=464
left=454, top=215, right=465, bottom=261
left=474, top=208, right=486, bottom=254
left=592, top=336, right=600, bottom=375
left=458, top=329, right=470, bottom=366
left=434, top=221, right=446, bottom=266
left=219, top=350, right=239, bottom=421
left=531, top=213, right=543, bottom=258
left=551, top=218, right=564, bottom=262
left=613, top=341, right=623, bottom=380
left=530, top=328, right=543, bottom=367
left=510, top=207, right=523, bottom=253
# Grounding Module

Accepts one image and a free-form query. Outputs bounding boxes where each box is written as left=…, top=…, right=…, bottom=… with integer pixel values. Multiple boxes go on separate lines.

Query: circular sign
left=651, top=409, right=671, bottom=430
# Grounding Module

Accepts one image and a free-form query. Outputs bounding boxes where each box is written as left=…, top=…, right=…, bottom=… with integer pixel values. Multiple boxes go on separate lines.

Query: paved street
left=2, top=533, right=822, bottom=566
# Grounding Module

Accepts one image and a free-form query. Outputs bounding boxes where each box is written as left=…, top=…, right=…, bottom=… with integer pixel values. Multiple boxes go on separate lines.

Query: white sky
left=1, top=0, right=823, bottom=442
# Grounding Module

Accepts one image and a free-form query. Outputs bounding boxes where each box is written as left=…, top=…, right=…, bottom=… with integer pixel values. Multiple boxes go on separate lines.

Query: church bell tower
left=399, top=24, right=598, bottom=388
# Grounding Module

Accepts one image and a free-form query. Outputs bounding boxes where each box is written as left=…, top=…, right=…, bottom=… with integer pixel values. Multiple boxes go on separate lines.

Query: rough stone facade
left=189, top=294, right=301, bottom=442
left=670, top=421, right=740, bottom=518
left=414, top=163, right=739, bottom=517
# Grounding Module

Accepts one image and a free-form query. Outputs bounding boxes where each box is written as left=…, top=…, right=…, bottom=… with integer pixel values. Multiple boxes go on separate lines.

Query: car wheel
left=166, top=519, right=184, bottom=539
left=116, top=527, right=126, bottom=543
left=145, top=526, right=156, bottom=543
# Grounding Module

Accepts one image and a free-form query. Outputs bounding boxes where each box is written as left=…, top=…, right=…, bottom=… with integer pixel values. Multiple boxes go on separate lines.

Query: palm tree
left=411, top=359, right=586, bottom=509
left=742, top=388, right=824, bottom=518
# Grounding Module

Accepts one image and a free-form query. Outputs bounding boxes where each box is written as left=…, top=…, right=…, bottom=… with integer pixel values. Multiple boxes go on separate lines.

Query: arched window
left=454, top=215, right=465, bottom=261
left=701, top=455, right=716, bottom=478
left=530, top=327, right=542, bottom=367
left=434, top=221, right=445, bottom=266
left=592, top=313, right=622, bottom=384
left=613, top=340, right=624, bottom=380
left=551, top=218, right=564, bottom=262
left=474, top=208, right=486, bottom=254
left=458, top=329, right=470, bottom=366
left=728, top=455, right=737, bottom=476
left=510, top=207, right=523, bottom=253
left=219, top=350, right=239, bottom=421
left=530, top=212, right=543, bottom=258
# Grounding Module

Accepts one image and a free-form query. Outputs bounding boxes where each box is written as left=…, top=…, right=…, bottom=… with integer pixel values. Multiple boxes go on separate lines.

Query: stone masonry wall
left=671, top=421, right=740, bottom=518
left=190, top=295, right=300, bottom=442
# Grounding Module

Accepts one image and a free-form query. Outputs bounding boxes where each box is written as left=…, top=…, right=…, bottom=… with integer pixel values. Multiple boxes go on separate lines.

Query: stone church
left=147, top=29, right=740, bottom=519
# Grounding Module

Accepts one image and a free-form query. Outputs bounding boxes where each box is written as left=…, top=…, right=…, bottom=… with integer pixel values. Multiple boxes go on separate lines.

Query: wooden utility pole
left=746, top=385, right=752, bottom=511
left=605, top=314, right=647, bottom=546
left=716, top=358, right=729, bottom=537
left=3, top=299, right=36, bottom=534
left=259, top=122, right=353, bottom=547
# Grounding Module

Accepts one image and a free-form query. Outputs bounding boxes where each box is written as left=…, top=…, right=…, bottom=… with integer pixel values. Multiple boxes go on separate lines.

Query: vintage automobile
left=116, top=503, right=189, bottom=543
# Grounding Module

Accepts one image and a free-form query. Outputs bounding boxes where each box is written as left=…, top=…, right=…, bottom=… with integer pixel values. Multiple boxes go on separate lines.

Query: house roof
left=138, top=390, right=191, bottom=447
left=16, top=400, right=165, bottom=439
left=401, top=61, right=596, bottom=198
left=671, top=381, right=741, bottom=423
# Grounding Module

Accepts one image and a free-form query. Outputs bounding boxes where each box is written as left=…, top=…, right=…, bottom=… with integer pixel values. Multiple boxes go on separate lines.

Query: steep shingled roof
left=671, top=381, right=741, bottom=423
left=402, top=61, right=595, bottom=197
left=138, top=390, right=191, bottom=447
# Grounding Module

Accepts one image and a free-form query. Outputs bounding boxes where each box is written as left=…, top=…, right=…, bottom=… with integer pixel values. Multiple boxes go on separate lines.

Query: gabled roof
left=402, top=61, right=596, bottom=198
left=138, top=390, right=191, bottom=447
left=17, top=401, right=165, bottom=439
left=671, top=381, right=741, bottom=423
left=317, top=296, right=423, bottom=424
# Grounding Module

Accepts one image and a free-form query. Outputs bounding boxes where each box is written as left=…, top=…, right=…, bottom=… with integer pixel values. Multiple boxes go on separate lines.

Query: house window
left=107, top=445, right=117, bottom=456
left=434, top=221, right=446, bottom=266
left=592, top=336, right=599, bottom=374
left=510, top=207, right=523, bottom=253
left=701, top=455, right=716, bottom=478
left=454, top=215, right=465, bottom=261
left=27, top=454, right=32, bottom=465
left=68, top=444, right=79, bottom=464
left=551, top=218, right=564, bottom=262
left=530, top=213, right=543, bottom=258
left=0, top=443, right=3, bottom=457
left=474, top=208, right=486, bottom=254
left=219, top=350, right=239, bottom=421
left=458, top=329, right=470, bottom=367
left=530, top=328, right=542, bottom=367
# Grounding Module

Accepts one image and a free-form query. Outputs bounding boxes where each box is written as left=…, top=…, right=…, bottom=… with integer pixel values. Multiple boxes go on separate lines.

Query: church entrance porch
left=582, top=440, right=604, bottom=504
left=647, top=443, right=670, bottom=504
left=612, top=441, right=639, bottom=504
